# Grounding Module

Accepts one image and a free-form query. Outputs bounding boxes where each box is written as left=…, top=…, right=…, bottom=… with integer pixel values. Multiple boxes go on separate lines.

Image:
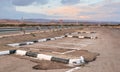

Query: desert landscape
left=0, top=0, right=120, bottom=72
left=0, top=26, right=120, bottom=72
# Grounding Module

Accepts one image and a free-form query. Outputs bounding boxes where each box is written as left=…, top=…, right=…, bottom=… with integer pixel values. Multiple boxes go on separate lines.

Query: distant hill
left=25, top=19, right=120, bottom=25
left=0, top=19, right=21, bottom=24
left=0, top=19, right=120, bottom=25
left=24, top=19, right=52, bottom=23
left=0, top=19, right=35, bottom=25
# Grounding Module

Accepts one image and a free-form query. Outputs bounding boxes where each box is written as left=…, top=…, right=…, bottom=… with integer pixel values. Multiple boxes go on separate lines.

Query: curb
left=7, top=31, right=97, bottom=47
left=65, top=35, right=97, bottom=39
left=77, top=31, right=96, bottom=34
left=16, top=50, right=85, bottom=66
left=0, top=50, right=16, bottom=56
left=0, top=50, right=85, bottom=66
left=7, top=35, right=65, bottom=47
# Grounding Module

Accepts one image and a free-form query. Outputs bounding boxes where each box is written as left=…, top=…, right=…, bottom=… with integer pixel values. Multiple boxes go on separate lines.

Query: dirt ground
left=77, top=27, right=120, bottom=72
left=0, top=27, right=120, bottom=72
left=0, top=28, right=76, bottom=50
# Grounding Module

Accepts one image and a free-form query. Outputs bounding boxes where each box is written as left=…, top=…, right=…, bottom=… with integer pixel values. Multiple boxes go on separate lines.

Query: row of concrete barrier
left=65, top=35, right=97, bottom=39
left=7, top=35, right=65, bottom=47
left=77, top=31, right=96, bottom=34
left=65, top=31, right=97, bottom=39
left=7, top=31, right=97, bottom=47
left=0, top=50, right=16, bottom=55
left=68, top=31, right=96, bottom=35
left=0, top=49, right=85, bottom=66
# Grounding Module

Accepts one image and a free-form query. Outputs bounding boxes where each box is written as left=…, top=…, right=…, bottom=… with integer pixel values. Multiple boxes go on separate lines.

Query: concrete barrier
left=37, top=54, right=52, bottom=61
left=19, top=42, right=27, bottom=46
left=73, top=36, right=79, bottom=38
left=38, top=39, right=47, bottom=42
left=51, top=57, right=69, bottom=64
left=54, top=36, right=63, bottom=39
left=78, top=36, right=84, bottom=38
left=77, top=31, right=96, bottom=34
left=65, top=35, right=97, bottom=39
left=7, top=35, right=66, bottom=47
left=0, top=50, right=16, bottom=56
left=50, top=38, right=56, bottom=41
left=0, top=51, right=10, bottom=56
left=46, top=38, right=51, bottom=41
left=16, top=50, right=27, bottom=56
left=8, top=43, right=20, bottom=47
left=0, top=49, right=85, bottom=66
left=69, top=56, right=84, bottom=66
left=33, top=40, right=39, bottom=43
left=26, top=42, right=34, bottom=45
left=7, top=31, right=96, bottom=47
left=65, top=35, right=73, bottom=38
left=10, top=50, right=16, bottom=54
left=26, top=52, right=38, bottom=57
left=15, top=50, right=85, bottom=66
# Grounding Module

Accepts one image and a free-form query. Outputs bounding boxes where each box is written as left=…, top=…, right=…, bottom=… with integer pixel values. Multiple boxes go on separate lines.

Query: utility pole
left=21, top=16, right=24, bottom=24
left=20, top=16, right=26, bottom=35
left=76, top=16, right=79, bottom=29
left=59, top=19, right=63, bottom=29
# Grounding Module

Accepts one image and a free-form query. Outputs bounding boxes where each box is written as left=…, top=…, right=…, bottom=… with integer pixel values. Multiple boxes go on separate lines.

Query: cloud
left=0, top=0, right=47, bottom=19
left=93, top=2, right=120, bottom=15
left=15, top=1, right=120, bottom=21
left=12, top=0, right=48, bottom=6
left=78, top=2, right=120, bottom=21
left=61, top=0, right=80, bottom=5
left=0, top=0, right=120, bottom=22
left=36, top=0, right=49, bottom=5
left=12, top=0, right=34, bottom=6
left=45, top=6, right=81, bottom=16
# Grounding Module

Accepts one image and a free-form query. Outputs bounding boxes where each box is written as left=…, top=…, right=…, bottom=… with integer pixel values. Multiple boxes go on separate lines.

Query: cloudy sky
left=0, top=0, right=120, bottom=22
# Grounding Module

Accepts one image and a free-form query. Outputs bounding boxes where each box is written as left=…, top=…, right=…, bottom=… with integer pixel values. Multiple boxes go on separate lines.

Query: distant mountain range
left=0, top=19, right=21, bottom=24
left=0, top=19, right=120, bottom=25
left=24, top=19, right=120, bottom=25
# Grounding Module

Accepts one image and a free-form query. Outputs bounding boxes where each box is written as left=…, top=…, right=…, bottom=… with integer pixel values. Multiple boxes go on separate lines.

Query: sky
left=0, top=0, right=120, bottom=22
